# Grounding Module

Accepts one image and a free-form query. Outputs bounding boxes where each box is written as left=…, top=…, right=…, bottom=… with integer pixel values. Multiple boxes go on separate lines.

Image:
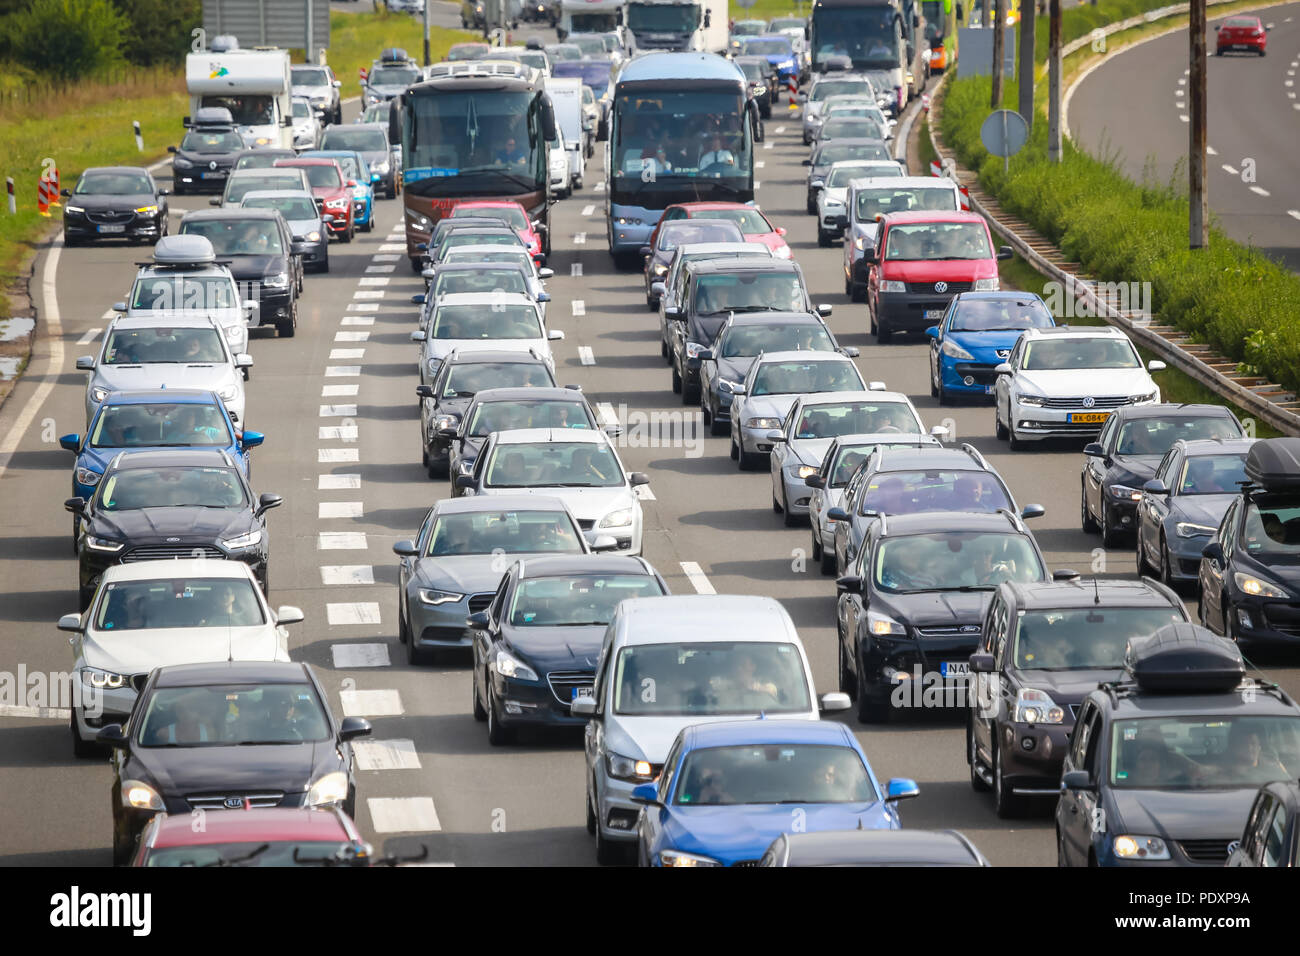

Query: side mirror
left=841, top=346, right=860, bottom=358
left=776, top=227, right=787, bottom=237
left=75, top=356, right=95, bottom=371
left=730, top=385, right=745, bottom=396
left=665, top=307, right=683, bottom=320
left=997, top=246, right=1013, bottom=260
left=323, top=214, right=335, bottom=223
left=697, top=349, right=714, bottom=362
left=209, top=197, right=222, bottom=206
left=64, top=497, right=86, bottom=515
left=819, top=692, right=851, bottom=713
left=59, top=434, right=81, bottom=452
left=166, top=146, right=177, bottom=154
left=467, top=611, right=490, bottom=629
left=650, top=281, right=665, bottom=297
left=291, top=240, right=312, bottom=255
left=111, top=302, right=126, bottom=313
left=455, top=475, right=476, bottom=490
left=629, top=472, right=650, bottom=487
left=1147, top=360, right=1166, bottom=372
left=537, top=292, right=551, bottom=303
left=1201, top=541, right=1224, bottom=563
left=547, top=329, right=565, bottom=341
left=538, top=267, right=554, bottom=279
left=885, top=778, right=920, bottom=802
left=796, top=93, right=807, bottom=104
left=801, top=158, right=812, bottom=166
left=235, top=353, right=254, bottom=369
left=629, top=781, right=661, bottom=805
left=570, top=695, right=597, bottom=717
left=588, top=533, right=619, bottom=552
left=638, top=245, right=652, bottom=257
left=256, top=492, right=283, bottom=516
left=415, top=385, right=434, bottom=399
left=1020, top=504, right=1045, bottom=520
left=334, top=79, right=343, bottom=87
left=809, top=178, right=825, bottom=189
left=994, top=363, right=1013, bottom=375
left=1061, top=770, right=1094, bottom=792
left=410, top=330, right=425, bottom=343
left=58, top=613, right=84, bottom=633
left=816, top=303, right=832, bottom=316
left=338, top=716, right=372, bottom=742
left=276, top=605, right=305, bottom=625
left=392, top=539, right=419, bottom=557
left=1052, top=569, right=1081, bottom=581
left=766, top=430, right=786, bottom=444
left=1142, top=479, right=1169, bottom=495
left=240, top=430, right=265, bottom=449
left=535, top=253, right=548, bottom=266
left=929, top=425, right=950, bottom=440
left=804, top=474, right=825, bottom=489
left=242, top=300, right=258, bottom=315
left=437, top=427, right=459, bottom=440
left=969, top=652, right=995, bottom=673
left=1082, top=442, right=1105, bottom=458
left=96, top=724, right=130, bottom=749
left=372, top=173, right=381, bottom=182
left=826, top=507, right=849, bottom=523
left=925, top=325, right=940, bottom=340
left=835, top=574, right=861, bottom=593
left=411, top=293, right=426, bottom=304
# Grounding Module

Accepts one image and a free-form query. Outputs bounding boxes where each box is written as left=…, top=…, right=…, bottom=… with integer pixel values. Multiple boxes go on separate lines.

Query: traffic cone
left=37, top=174, right=51, bottom=217
left=48, top=165, right=61, bottom=207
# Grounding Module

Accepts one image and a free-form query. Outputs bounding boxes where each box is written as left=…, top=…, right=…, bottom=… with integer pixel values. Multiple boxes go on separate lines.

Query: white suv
left=992, top=326, right=1165, bottom=449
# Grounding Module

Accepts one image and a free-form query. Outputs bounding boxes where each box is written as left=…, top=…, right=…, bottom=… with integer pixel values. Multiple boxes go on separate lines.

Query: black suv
left=168, top=109, right=245, bottom=195
left=966, top=577, right=1187, bottom=817
left=834, top=509, right=1053, bottom=723
left=1081, top=403, right=1242, bottom=547
left=1057, top=623, right=1300, bottom=866
left=1199, top=436, right=1300, bottom=648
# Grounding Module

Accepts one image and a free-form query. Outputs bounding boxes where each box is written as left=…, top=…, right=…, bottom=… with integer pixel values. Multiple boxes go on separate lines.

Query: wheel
left=738, top=446, right=762, bottom=471
left=856, top=649, right=889, bottom=723
left=594, top=814, right=625, bottom=865
left=78, top=585, right=94, bottom=612
left=875, top=322, right=891, bottom=344
left=1100, top=500, right=1120, bottom=548
left=646, top=294, right=657, bottom=312
left=807, top=196, right=817, bottom=215
left=817, top=230, right=831, bottom=248
left=486, top=683, right=514, bottom=745
left=71, top=708, right=99, bottom=758
left=362, top=215, right=374, bottom=233
left=995, top=401, right=1009, bottom=440
left=681, top=378, right=699, bottom=406
left=341, top=219, right=354, bottom=243
left=929, top=360, right=939, bottom=398
left=700, top=399, right=712, bottom=427
left=709, top=405, right=727, bottom=437
left=472, top=668, right=487, bottom=721
left=410, top=257, right=422, bottom=274
left=819, top=535, right=836, bottom=575
left=1008, top=418, right=1026, bottom=451
left=1081, top=480, right=1099, bottom=532
left=660, top=335, right=669, bottom=362
left=1159, top=534, right=1177, bottom=588
left=427, top=455, right=447, bottom=480
left=1136, top=528, right=1152, bottom=576
left=670, top=363, right=682, bottom=394
left=730, top=435, right=739, bottom=460
left=276, top=301, right=296, bottom=338
left=404, top=612, right=429, bottom=665
left=993, top=741, right=1026, bottom=818
left=585, top=780, right=597, bottom=835
left=112, top=821, right=135, bottom=867
left=781, top=483, right=799, bottom=527
left=968, top=720, right=991, bottom=792
left=844, top=273, right=853, bottom=297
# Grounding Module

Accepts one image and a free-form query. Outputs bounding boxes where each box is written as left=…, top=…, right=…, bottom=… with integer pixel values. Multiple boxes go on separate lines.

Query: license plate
left=201, top=171, right=223, bottom=179
left=571, top=686, right=593, bottom=701
left=97, top=224, right=126, bottom=234
left=939, top=661, right=969, bottom=678
left=924, top=309, right=946, bottom=319
left=1068, top=412, right=1110, bottom=424
left=983, top=385, right=995, bottom=395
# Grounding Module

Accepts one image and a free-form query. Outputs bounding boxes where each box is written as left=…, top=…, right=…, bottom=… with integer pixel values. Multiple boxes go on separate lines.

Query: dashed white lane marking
left=755, top=161, right=766, bottom=168
left=680, top=562, right=716, bottom=594
left=319, top=425, right=358, bottom=440
left=581, top=204, right=595, bottom=215
left=572, top=299, right=586, bottom=316
left=353, top=290, right=385, bottom=299
left=372, top=253, right=401, bottom=262
left=775, top=125, right=786, bottom=132
left=335, top=331, right=370, bottom=342
left=366, top=265, right=396, bottom=274
left=593, top=181, right=605, bottom=192
left=0, top=704, right=69, bottom=720
left=341, top=316, right=374, bottom=327
left=634, top=484, right=656, bottom=500
left=763, top=141, right=773, bottom=150
left=101, top=309, right=118, bottom=320
left=76, top=328, right=101, bottom=344
left=318, top=473, right=361, bottom=490
left=1294, top=102, right=1300, bottom=110
left=319, top=501, right=363, bottom=519
left=578, top=346, right=595, bottom=365
left=330, top=348, right=365, bottom=359
left=755, top=181, right=761, bottom=188
left=1178, top=77, right=1186, bottom=85
left=367, top=797, right=440, bottom=832
left=1222, top=164, right=1238, bottom=175
left=322, top=384, right=359, bottom=397
left=357, top=276, right=390, bottom=286
left=321, top=565, right=375, bottom=586
left=571, top=262, right=583, bottom=277
left=1289, top=69, right=1296, bottom=76
left=1288, top=79, right=1296, bottom=87
left=1207, top=146, right=1217, bottom=155
left=341, top=688, right=402, bottom=716
left=1179, top=115, right=1189, bottom=123
left=354, top=739, right=421, bottom=770
left=346, top=302, right=380, bottom=311
left=331, top=644, right=391, bottom=668
left=596, top=402, right=618, bottom=426
left=1250, top=186, right=1270, bottom=196
left=1288, top=210, right=1300, bottom=220
left=318, top=448, right=359, bottom=463
left=325, top=365, right=361, bottom=377
left=574, top=232, right=587, bottom=244
left=320, top=404, right=358, bottom=417
left=327, top=602, right=381, bottom=626
left=319, top=531, right=368, bottom=549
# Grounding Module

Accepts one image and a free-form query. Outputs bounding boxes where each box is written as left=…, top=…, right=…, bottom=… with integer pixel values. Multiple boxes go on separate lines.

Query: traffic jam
left=17, top=0, right=1300, bottom=880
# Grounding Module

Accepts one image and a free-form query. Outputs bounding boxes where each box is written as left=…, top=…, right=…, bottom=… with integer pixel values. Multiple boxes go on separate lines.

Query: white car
left=59, top=559, right=301, bottom=757
left=412, top=291, right=563, bottom=384
left=549, top=127, right=573, bottom=197
left=458, top=427, right=647, bottom=554
left=815, top=160, right=906, bottom=246
left=800, top=74, right=877, bottom=144
left=78, top=312, right=252, bottom=427
left=842, top=176, right=963, bottom=300
left=290, top=96, right=322, bottom=150
left=993, top=326, right=1166, bottom=449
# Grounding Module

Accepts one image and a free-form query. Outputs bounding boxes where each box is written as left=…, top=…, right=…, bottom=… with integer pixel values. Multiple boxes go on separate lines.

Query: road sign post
left=1189, top=0, right=1208, bottom=249
left=980, top=107, right=1027, bottom=174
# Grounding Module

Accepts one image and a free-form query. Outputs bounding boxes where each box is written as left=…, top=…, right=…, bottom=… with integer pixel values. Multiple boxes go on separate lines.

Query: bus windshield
left=611, top=88, right=751, bottom=194
left=811, top=6, right=901, bottom=70
left=403, top=89, right=546, bottom=197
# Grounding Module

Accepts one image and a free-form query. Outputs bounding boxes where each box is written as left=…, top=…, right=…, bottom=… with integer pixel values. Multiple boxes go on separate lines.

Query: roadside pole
left=991, top=0, right=1005, bottom=106
left=1017, top=0, right=1034, bottom=129
left=1047, top=0, right=1061, bottom=162
left=1189, top=0, right=1208, bottom=248
left=424, top=0, right=432, bottom=65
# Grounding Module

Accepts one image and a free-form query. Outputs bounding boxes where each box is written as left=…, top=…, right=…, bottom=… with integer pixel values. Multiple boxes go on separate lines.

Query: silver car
left=416, top=262, right=552, bottom=328
left=411, top=292, right=562, bottom=384
left=240, top=189, right=330, bottom=274
left=291, top=96, right=322, bottom=150
left=800, top=74, right=877, bottom=144
left=814, top=160, right=905, bottom=246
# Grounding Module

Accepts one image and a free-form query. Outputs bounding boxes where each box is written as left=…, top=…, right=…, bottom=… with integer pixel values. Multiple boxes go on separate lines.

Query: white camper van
left=186, top=48, right=294, bottom=150
left=545, top=76, right=589, bottom=192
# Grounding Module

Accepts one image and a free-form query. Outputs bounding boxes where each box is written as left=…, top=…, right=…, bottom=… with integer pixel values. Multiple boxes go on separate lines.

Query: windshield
left=322, top=127, right=388, bottom=152
left=98, top=465, right=246, bottom=511
left=571, top=36, right=607, bottom=55
left=1110, top=717, right=1300, bottom=789
left=226, top=174, right=305, bottom=202
left=442, top=361, right=551, bottom=398
left=811, top=7, right=901, bottom=69
left=673, top=744, right=876, bottom=805
left=950, top=297, right=1054, bottom=331
left=613, top=641, right=811, bottom=716
left=860, top=469, right=1011, bottom=515
left=572, top=12, right=618, bottom=30
left=95, top=578, right=265, bottom=631
left=430, top=303, right=540, bottom=340
left=830, top=444, right=877, bottom=486
left=445, top=249, right=532, bottom=268
left=743, top=38, right=793, bottom=55
left=426, top=509, right=583, bottom=555
left=811, top=80, right=874, bottom=102
left=438, top=233, right=523, bottom=259
left=468, top=399, right=590, bottom=435
left=548, top=44, right=583, bottom=61
left=822, top=117, right=887, bottom=140
left=200, top=95, right=273, bottom=126
left=138, top=683, right=329, bottom=747
left=241, top=195, right=319, bottom=220
left=720, top=323, right=833, bottom=358
left=486, top=440, right=623, bottom=488
left=129, top=276, right=238, bottom=311
left=370, top=66, right=420, bottom=86
left=752, top=360, right=863, bottom=396
left=234, top=153, right=293, bottom=170
left=689, top=207, right=772, bottom=233
left=733, top=20, right=766, bottom=35
left=90, top=402, right=233, bottom=448
left=694, top=272, right=803, bottom=314
left=452, top=204, right=528, bottom=230
left=509, top=573, right=665, bottom=626
left=817, top=142, right=892, bottom=165
left=292, top=100, right=311, bottom=118
left=292, top=67, right=329, bottom=85
left=826, top=164, right=880, bottom=188
left=1013, top=607, right=1187, bottom=670
left=1022, top=337, right=1140, bottom=370
left=75, top=171, right=154, bottom=195
left=1115, top=416, right=1240, bottom=456
left=737, top=61, right=766, bottom=82
left=884, top=221, right=991, bottom=260
left=404, top=89, right=546, bottom=194
left=795, top=401, right=920, bottom=439
left=612, top=88, right=750, bottom=184
left=626, top=2, right=699, bottom=32
left=658, top=220, right=744, bottom=251
left=103, top=326, right=226, bottom=364
left=146, top=841, right=358, bottom=867
left=1243, top=502, right=1300, bottom=557
left=874, top=531, right=1044, bottom=593
left=434, top=269, right=528, bottom=299
left=182, top=218, right=284, bottom=256
left=855, top=183, right=952, bottom=220
left=179, top=130, right=244, bottom=154
left=1178, top=454, right=1249, bottom=495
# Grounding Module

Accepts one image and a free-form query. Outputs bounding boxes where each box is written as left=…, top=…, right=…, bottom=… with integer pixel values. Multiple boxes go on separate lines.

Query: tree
left=8, top=0, right=128, bottom=81
left=110, top=0, right=202, bottom=66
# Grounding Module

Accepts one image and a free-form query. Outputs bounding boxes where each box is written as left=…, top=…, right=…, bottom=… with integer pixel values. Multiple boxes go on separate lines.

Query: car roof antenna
left=1092, top=577, right=1101, bottom=605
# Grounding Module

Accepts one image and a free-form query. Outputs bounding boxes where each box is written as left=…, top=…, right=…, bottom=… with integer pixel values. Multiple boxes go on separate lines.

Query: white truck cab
left=186, top=48, right=294, bottom=150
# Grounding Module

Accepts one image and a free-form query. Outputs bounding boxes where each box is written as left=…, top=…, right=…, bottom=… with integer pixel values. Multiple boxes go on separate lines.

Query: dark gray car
left=239, top=190, right=330, bottom=273
left=320, top=124, right=397, bottom=198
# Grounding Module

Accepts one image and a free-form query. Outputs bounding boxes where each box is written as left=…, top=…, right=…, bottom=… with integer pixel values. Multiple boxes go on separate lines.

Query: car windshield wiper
left=202, top=843, right=270, bottom=867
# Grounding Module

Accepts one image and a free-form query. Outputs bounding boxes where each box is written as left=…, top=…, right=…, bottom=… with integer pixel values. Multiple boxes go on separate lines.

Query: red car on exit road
left=1215, top=15, right=1268, bottom=55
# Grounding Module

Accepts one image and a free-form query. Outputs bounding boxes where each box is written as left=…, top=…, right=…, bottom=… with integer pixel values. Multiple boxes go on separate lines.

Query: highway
left=1069, top=2, right=1300, bottom=271
left=3, top=33, right=1299, bottom=868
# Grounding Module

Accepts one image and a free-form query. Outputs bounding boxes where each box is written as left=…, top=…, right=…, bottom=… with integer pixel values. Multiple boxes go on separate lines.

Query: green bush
left=7, top=0, right=128, bottom=81
left=111, top=0, right=201, bottom=66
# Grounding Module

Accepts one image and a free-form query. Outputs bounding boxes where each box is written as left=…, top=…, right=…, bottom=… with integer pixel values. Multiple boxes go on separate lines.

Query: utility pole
left=990, top=0, right=1005, bottom=107
left=1189, top=0, right=1208, bottom=248
left=423, top=0, right=431, bottom=65
left=1017, top=0, right=1034, bottom=129
left=1047, top=0, right=1061, bottom=161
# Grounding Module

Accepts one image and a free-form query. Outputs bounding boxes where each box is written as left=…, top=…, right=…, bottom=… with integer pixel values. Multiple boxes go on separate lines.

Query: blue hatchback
left=926, top=291, right=1056, bottom=403
left=632, top=719, right=918, bottom=867
left=302, top=149, right=375, bottom=232
left=740, top=35, right=800, bottom=88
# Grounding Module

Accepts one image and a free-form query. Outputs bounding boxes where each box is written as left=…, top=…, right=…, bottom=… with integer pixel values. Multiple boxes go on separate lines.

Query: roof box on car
left=381, top=47, right=410, bottom=63
left=1124, top=622, right=1245, bottom=693
left=188, top=107, right=235, bottom=128
left=152, top=234, right=216, bottom=267
left=1245, top=437, right=1300, bottom=491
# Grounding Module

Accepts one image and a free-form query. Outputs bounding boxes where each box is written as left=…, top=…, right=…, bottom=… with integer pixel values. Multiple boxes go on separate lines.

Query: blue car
left=926, top=291, right=1056, bottom=404
left=739, top=35, right=800, bottom=93
left=302, top=149, right=375, bottom=233
left=631, top=719, right=919, bottom=867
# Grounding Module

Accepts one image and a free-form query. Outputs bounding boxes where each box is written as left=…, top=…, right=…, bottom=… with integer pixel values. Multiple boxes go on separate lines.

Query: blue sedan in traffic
left=926, top=291, right=1056, bottom=404
left=631, top=718, right=919, bottom=867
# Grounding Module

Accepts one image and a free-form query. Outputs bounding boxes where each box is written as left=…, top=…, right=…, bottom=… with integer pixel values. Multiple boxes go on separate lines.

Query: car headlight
left=823, top=197, right=844, bottom=207
left=325, top=198, right=349, bottom=210
left=941, top=339, right=974, bottom=360
left=1175, top=522, right=1216, bottom=538
left=717, top=378, right=741, bottom=394
left=82, top=667, right=129, bottom=689
left=659, top=849, right=721, bottom=867
left=1016, top=393, right=1045, bottom=407
left=221, top=529, right=262, bottom=550
left=616, top=216, right=643, bottom=226
left=172, top=157, right=193, bottom=169
left=854, top=235, right=869, bottom=251
left=89, top=386, right=111, bottom=404
left=134, top=205, right=158, bottom=216
left=306, top=771, right=350, bottom=807
left=973, top=278, right=1000, bottom=291
left=794, top=464, right=817, bottom=479
left=685, top=341, right=705, bottom=359
left=774, top=245, right=793, bottom=259
left=879, top=279, right=906, bottom=293
left=652, top=264, right=667, bottom=275
left=217, top=385, right=238, bottom=401
left=1109, top=484, right=1142, bottom=501
left=86, top=536, right=124, bottom=553
left=306, top=231, right=321, bottom=242
left=418, top=588, right=463, bottom=606
left=494, top=648, right=539, bottom=682
left=598, top=507, right=634, bottom=528
left=745, top=417, right=782, bottom=429
left=433, top=414, right=460, bottom=432
left=121, top=779, right=165, bottom=811
left=65, top=204, right=86, bottom=215
left=867, top=610, right=906, bottom=636
left=1013, top=688, right=1065, bottom=724
left=373, top=161, right=390, bottom=174
left=1113, top=835, right=1170, bottom=860
left=1129, top=391, right=1157, bottom=404
left=1234, top=572, right=1288, bottom=599
left=75, top=467, right=102, bottom=487
left=606, top=752, right=654, bottom=781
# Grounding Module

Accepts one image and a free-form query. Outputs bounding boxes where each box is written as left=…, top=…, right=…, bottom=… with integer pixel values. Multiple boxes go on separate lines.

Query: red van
left=864, top=210, right=1011, bottom=343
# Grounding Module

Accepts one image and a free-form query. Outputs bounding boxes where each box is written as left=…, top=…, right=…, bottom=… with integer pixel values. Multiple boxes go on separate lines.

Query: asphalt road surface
left=3, top=39, right=1299, bottom=868
left=1070, top=2, right=1300, bottom=271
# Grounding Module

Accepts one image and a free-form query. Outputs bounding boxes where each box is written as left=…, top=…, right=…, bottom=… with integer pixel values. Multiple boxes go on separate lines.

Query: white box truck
left=186, top=48, right=294, bottom=150
left=545, top=76, right=588, bottom=191
left=624, top=0, right=727, bottom=53
left=558, top=0, right=626, bottom=39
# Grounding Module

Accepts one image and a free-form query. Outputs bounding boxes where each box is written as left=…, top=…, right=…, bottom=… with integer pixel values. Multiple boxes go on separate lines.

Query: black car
left=66, top=449, right=281, bottom=608
left=835, top=509, right=1052, bottom=722
left=802, top=137, right=895, bottom=214
left=102, top=660, right=371, bottom=865
left=1228, top=780, right=1300, bottom=866
left=62, top=166, right=170, bottom=246
left=232, top=148, right=299, bottom=172
left=416, top=350, right=559, bottom=478
left=759, top=829, right=990, bottom=866
left=641, top=219, right=745, bottom=310
left=179, top=207, right=306, bottom=337
left=1199, top=437, right=1300, bottom=648
left=469, top=555, right=669, bottom=744
left=967, top=577, right=1187, bottom=817
left=735, top=55, right=777, bottom=118
left=1057, top=623, right=1300, bottom=866
left=668, top=257, right=821, bottom=405
left=168, top=112, right=246, bottom=195
left=1082, top=403, right=1243, bottom=547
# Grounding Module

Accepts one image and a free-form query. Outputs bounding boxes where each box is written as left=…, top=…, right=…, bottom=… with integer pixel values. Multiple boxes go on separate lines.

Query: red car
left=450, top=200, right=546, bottom=260
left=652, top=201, right=792, bottom=258
left=129, top=807, right=372, bottom=867
left=274, top=157, right=356, bottom=242
left=1215, top=16, right=1267, bottom=55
